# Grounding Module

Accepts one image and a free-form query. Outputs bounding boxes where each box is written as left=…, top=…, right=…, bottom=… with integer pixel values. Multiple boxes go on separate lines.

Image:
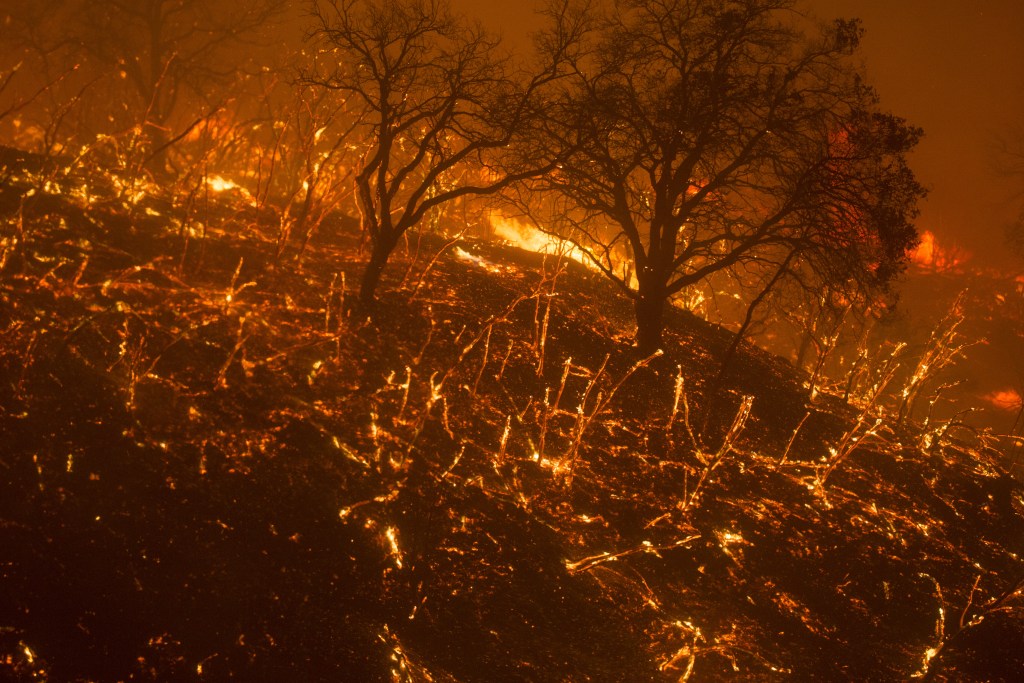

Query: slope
left=1, top=147, right=1022, bottom=681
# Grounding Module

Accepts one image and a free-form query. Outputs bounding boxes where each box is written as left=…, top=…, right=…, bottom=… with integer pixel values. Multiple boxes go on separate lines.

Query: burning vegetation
left=910, top=230, right=971, bottom=273
left=1, top=0, right=1023, bottom=681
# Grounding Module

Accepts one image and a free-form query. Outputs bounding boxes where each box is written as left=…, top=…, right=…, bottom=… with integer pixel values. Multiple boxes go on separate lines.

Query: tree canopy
left=306, top=0, right=583, bottom=307
left=529, top=0, right=924, bottom=351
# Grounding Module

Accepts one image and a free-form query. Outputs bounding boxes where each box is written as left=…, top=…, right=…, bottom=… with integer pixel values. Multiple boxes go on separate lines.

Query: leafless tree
left=530, top=0, right=924, bottom=353
left=304, top=0, right=586, bottom=308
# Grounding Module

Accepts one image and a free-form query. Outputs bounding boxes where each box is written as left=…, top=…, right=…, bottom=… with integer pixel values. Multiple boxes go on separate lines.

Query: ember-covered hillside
left=1, top=147, right=1023, bottom=681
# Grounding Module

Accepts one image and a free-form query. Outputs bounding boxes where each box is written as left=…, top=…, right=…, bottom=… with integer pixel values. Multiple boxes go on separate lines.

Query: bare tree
left=531, top=0, right=924, bottom=353
left=305, top=0, right=585, bottom=308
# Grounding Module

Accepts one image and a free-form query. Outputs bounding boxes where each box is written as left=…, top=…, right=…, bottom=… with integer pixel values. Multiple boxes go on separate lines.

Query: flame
left=983, top=388, right=1022, bottom=411
left=205, top=175, right=256, bottom=205
left=488, top=211, right=591, bottom=268
left=912, top=230, right=935, bottom=265
left=207, top=175, right=240, bottom=193
left=910, top=230, right=969, bottom=271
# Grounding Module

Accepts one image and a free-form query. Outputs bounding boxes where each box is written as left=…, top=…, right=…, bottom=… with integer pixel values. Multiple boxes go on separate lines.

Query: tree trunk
left=634, top=288, right=666, bottom=354
left=714, top=252, right=794, bottom=385
left=795, top=329, right=814, bottom=370
left=143, top=123, right=172, bottom=176
left=358, top=241, right=392, bottom=310
left=714, top=303, right=759, bottom=388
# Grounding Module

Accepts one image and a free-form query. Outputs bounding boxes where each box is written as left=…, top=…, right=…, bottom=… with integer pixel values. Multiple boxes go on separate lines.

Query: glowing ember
left=0, top=98, right=1020, bottom=679
left=384, top=526, right=403, bottom=569
left=207, top=175, right=240, bottom=193
left=205, top=175, right=256, bottom=204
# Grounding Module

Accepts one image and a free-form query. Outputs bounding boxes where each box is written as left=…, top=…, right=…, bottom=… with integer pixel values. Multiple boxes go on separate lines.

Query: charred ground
left=1, top=147, right=1023, bottom=681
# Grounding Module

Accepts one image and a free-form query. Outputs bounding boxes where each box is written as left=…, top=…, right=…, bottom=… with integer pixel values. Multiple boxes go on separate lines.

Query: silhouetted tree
left=532, top=0, right=923, bottom=353
left=305, top=0, right=584, bottom=308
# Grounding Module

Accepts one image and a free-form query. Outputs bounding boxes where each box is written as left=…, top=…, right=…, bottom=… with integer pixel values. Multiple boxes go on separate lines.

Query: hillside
left=1, top=149, right=1023, bottom=681
left=893, top=266, right=1024, bottom=438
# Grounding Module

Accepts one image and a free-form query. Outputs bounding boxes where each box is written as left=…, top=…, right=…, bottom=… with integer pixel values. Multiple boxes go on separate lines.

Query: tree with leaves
left=531, top=0, right=923, bottom=353
left=305, top=0, right=584, bottom=308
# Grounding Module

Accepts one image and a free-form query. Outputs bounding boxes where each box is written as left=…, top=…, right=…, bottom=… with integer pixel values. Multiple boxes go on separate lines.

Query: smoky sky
left=453, top=0, right=1024, bottom=270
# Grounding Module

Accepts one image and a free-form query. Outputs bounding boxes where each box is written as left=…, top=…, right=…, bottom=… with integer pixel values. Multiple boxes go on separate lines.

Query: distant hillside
left=1, top=147, right=1022, bottom=681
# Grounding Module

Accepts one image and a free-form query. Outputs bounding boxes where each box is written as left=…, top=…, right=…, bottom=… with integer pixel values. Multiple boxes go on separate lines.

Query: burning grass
left=1, top=147, right=1023, bottom=680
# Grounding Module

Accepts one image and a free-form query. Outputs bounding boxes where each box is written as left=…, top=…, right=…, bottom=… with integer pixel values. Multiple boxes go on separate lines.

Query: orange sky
left=809, top=0, right=1024, bottom=270
left=454, top=0, right=1024, bottom=270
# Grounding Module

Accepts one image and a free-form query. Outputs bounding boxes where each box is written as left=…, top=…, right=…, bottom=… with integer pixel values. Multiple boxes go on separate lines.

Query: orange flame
left=912, top=230, right=935, bottom=265
left=488, top=212, right=591, bottom=268
left=207, top=175, right=240, bottom=193
left=910, top=230, right=969, bottom=272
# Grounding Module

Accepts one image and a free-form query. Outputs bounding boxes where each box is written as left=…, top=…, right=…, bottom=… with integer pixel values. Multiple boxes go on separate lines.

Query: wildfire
left=910, top=230, right=969, bottom=272
left=207, top=175, right=241, bottom=193
left=488, top=211, right=591, bottom=268
left=205, top=175, right=256, bottom=205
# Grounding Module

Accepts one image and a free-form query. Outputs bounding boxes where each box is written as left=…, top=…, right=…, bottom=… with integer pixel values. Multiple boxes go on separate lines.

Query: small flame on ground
left=207, top=175, right=240, bottom=193
left=205, top=175, right=256, bottom=205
